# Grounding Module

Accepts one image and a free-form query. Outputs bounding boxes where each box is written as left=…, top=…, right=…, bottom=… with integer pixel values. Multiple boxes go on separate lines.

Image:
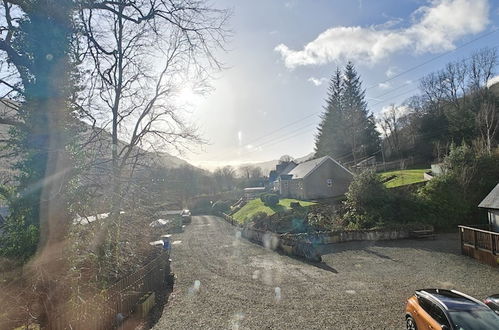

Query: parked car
left=181, top=209, right=192, bottom=224
left=405, top=289, right=499, bottom=329
left=484, top=294, right=499, bottom=315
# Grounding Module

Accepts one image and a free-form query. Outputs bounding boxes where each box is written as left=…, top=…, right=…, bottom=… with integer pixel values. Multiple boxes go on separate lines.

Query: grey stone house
left=272, top=156, right=354, bottom=200
left=478, top=183, right=499, bottom=232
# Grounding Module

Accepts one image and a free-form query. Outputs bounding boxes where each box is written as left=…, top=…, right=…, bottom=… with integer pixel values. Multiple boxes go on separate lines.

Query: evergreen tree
left=315, top=62, right=380, bottom=163
left=314, top=68, right=348, bottom=158
left=342, top=62, right=380, bottom=162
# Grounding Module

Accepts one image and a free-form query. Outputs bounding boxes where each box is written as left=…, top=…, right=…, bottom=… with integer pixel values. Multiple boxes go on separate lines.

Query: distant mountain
left=240, top=152, right=315, bottom=175
left=0, top=101, right=198, bottom=187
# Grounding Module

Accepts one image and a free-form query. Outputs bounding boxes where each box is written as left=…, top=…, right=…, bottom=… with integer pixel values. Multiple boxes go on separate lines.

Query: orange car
left=405, top=289, right=499, bottom=330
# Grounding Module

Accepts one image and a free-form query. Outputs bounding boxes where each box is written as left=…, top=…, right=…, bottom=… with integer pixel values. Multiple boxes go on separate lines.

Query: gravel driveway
left=153, top=215, right=499, bottom=329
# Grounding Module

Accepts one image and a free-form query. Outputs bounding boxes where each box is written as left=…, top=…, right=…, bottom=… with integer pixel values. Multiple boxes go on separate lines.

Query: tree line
left=314, top=48, right=498, bottom=167
left=379, top=48, right=498, bottom=162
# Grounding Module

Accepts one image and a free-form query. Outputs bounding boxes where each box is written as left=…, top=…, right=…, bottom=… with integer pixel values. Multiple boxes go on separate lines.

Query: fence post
left=459, top=227, right=464, bottom=254
left=491, top=233, right=496, bottom=255
left=474, top=230, right=478, bottom=249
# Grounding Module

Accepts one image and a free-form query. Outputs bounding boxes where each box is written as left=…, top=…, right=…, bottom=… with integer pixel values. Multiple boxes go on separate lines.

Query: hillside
left=239, top=152, right=314, bottom=175
left=0, top=101, right=197, bottom=188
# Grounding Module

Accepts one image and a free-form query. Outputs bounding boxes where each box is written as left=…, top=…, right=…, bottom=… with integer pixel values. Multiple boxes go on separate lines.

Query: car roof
left=417, top=289, right=486, bottom=311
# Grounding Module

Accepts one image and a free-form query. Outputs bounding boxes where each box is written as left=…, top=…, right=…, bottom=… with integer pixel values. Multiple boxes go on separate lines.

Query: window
left=327, top=179, right=333, bottom=187
left=431, top=304, right=451, bottom=327
left=418, top=297, right=451, bottom=327
left=418, top=297, right=432, bottom=314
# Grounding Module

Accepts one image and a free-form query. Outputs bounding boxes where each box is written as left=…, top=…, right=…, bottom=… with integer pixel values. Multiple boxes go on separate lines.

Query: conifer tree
left=314, top=68, right=348, bottom=158
left=315, top=62, right=380, bottom=163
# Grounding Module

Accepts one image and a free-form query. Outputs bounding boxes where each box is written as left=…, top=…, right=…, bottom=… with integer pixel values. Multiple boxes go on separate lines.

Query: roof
left=243, top=187, right=265, bottom=192
left=418, top=289, right=484, bottom=312
left=281, top=162, right=297, bottom=175
left=478, top=183, right=499, bottom=210
left=287, top=156, right=353, bottom=179
left=270, top=162, right=297, bottom=182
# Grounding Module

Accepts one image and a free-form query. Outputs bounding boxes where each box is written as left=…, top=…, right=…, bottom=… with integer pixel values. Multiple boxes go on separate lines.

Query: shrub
left=341, top=170, right=390, bottom=228
left=249, top=211, right=269, bottom=222
left=212, top=200, right=230, bottom=214
left=260, top=193, right=279, bottom=207
left=290, top=201, right=302, bottom=210
left=416, top=145, right=499, bottom=229
left=191, top=198, right=213, bottom=215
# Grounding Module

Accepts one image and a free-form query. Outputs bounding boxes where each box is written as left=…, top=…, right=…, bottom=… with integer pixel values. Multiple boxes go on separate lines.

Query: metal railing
left=50, top=251, right=170, bottom=329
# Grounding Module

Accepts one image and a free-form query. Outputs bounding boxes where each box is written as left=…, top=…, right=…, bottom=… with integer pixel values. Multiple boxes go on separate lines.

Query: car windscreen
left=449, top=309, right=499, bottom=329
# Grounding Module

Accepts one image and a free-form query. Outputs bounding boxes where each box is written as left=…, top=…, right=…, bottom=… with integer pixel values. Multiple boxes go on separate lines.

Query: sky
left=181, top=0, right=499, bottom=170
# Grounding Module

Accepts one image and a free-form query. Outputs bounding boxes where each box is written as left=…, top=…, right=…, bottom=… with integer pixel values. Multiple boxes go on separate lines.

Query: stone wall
left=220, top=213, right=412, bottom=261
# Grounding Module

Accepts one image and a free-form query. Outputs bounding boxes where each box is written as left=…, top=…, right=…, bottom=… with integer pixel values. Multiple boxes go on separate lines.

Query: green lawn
left=232, top=198, right=315, bottom=223
left=380, top=168, right=429, bottom=188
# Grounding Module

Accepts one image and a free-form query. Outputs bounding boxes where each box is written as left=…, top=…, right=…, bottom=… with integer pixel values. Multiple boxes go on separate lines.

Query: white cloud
left=275, top=0, right=490, bottom=69
left=379, top=104, right=411, bottom=117
left=378, top=82, right=391, bottom=89
left=385, top=66, right=399, bottom=77
left=376, top=105, right=412, bottom=133
left=307, top=77, right=328, bottom=86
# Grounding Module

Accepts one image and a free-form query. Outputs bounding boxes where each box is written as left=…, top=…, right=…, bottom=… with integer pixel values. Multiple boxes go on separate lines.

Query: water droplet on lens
left=275, top=287, right=281, bottom=302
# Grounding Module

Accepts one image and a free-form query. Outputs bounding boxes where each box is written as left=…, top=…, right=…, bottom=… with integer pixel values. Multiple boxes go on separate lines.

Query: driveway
left=154, top=215, right=499, bottom=329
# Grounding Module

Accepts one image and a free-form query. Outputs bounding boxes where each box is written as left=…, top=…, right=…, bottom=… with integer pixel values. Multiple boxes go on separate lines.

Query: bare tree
left=378, top=105, right=403, bottom=158
left=476, top=101, right=499, bottom=155
left=249, top=166, right=262, bottom=179
left=278, top=155, right=294, bottom=164
left=77, top=0, right=230, bottom=214
left=418, top=47, right=497, bottom=144
left=214, top=165, right=235, bottom=191
left=238, top=165, right=252, bottom=179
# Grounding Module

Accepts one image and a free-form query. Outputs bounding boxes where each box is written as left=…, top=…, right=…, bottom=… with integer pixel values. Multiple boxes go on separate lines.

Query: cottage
left=272, top=156, right=353, bottom=200
left=478, top=183, right=499, bottom=232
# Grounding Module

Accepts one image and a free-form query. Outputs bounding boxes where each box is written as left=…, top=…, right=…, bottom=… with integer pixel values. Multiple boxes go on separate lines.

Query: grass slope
left=232, top=198, right=315, bottom=223
left=380, top=168, right=429, bottom=188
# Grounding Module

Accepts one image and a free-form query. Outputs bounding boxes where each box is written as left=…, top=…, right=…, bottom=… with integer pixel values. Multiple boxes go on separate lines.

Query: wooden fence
left=459, top=225, right=499, bottom=267
left=49, top=251, right=170, bottom=329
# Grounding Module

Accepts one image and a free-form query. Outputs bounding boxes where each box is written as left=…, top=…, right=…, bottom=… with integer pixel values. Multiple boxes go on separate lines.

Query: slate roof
left=243, top=187, right=265, bottom=192
left=478, top=183, right=499, bottom=210
left=287, top=156, right=353, bottom=179
left=281, top=162, right=297, bottom=175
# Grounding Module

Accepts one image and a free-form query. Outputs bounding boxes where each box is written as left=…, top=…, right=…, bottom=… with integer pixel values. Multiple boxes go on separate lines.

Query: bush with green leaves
left=341, top=144, right=499, bottom=230
left=416, top=143, right=499, bottom=229
left=341, top=169, right=423, bottom=229
left=191, top=199, right=213, bottom=215
left=342, top=170, right=390, bottom=228
left=259, top=193, right=279, bottom=207
left=212, top=200, right=230, bottom=214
